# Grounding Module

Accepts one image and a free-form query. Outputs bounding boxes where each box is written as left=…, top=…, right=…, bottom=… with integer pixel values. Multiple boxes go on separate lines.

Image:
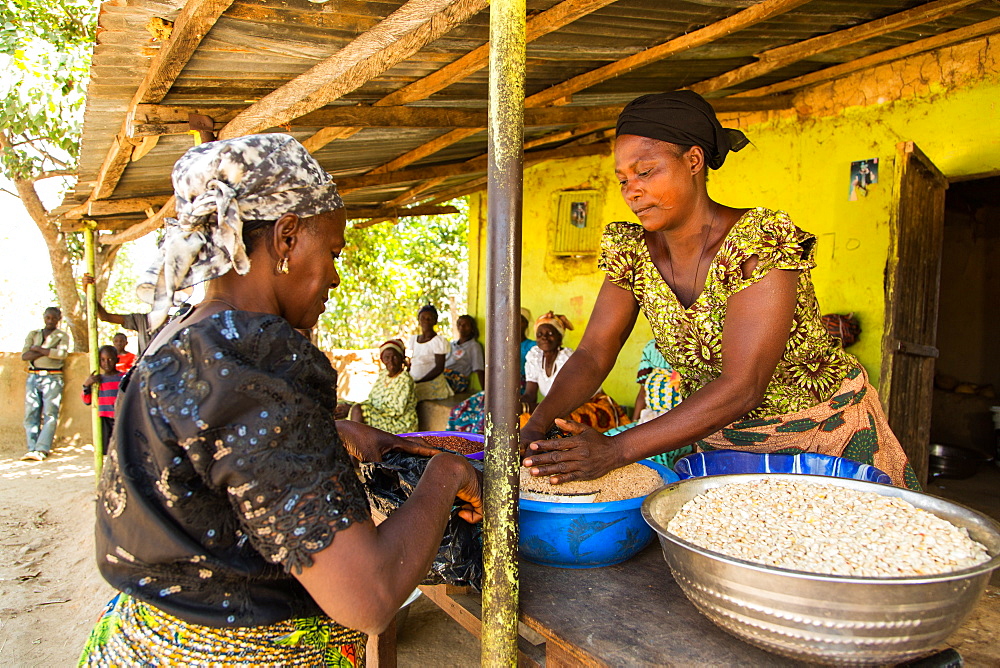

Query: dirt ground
left=0, top=439, right=479, bottom=667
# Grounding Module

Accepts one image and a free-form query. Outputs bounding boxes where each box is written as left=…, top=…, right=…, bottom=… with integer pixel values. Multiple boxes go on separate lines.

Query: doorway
left=926, top=174, right=1000, bottom=526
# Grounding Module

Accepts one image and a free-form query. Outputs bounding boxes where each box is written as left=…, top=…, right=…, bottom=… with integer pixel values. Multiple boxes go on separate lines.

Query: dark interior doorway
left=928, top=174, right=1000, bottom=485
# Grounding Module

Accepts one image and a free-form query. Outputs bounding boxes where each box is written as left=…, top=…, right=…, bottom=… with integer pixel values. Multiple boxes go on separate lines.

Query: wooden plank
left=370, top=128, right=480, bottom=175
left=363, top=0, right=807, bottom=173
left=64, top=196, right=171, bottom=219
left=346, top=204, right=458, bottom=220
left=376, top=0, right=620, bottom=107
left=336, top=142, right=610, bottom=192
left=738, top=17, right=1000, bottom=97
left=525, top=0, right=812, bottom=108
left=689, top=0, right=981, bottom=95
left=424, top=175, right=489, bottom=205
left=307, top=0, right=618, bottom=154
left=98, top=196, right=176, bottom=245
left=301, top=127, right=362, bottom=153
left=92, top=0, right=235, bottom=200
left=218, top=0, right=489, bottom=140
left=880, top=141, right=948, bottom=487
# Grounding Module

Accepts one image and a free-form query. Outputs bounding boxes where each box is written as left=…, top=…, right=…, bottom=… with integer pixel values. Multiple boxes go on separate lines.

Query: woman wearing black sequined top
left=79, top=135, right=482, bottom=667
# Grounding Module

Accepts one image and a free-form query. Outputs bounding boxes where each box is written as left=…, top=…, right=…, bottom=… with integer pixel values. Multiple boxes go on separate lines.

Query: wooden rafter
left=346, top=204, right=458, bottom=220
left=524, top=0, right=811, bottom=108
left=90, top=0, right=234, bottom=201
left=689, top=0, right=981, bottom=95
left=337, top=142, right=611, bottom=193
left=367, top=0, right=809, bottom=190
left=218, top=0, right=489, bottom=140
left=303, top=0, right=620, bottom=154
left=738, top=16, right=1000, bottom=97
left=63, top=196, right=171, bottom=220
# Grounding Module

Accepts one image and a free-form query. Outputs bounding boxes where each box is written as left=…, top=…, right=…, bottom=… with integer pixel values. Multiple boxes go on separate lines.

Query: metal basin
left=641, top=474, right=1000, bottom=666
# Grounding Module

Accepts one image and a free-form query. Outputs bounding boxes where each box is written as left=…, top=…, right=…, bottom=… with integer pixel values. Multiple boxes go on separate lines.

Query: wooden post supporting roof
left=482, top=0, right=525, bottom=663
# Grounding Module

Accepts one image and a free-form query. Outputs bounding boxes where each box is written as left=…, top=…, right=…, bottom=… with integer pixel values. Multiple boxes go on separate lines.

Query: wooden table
left=370, top=544, right=1000, bottom=667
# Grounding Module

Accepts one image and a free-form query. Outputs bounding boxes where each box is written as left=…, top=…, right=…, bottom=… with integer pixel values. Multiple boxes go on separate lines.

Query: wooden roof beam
left=336, top=141, right=611, bottom=193
left=525, top=0, right=812, bottom=108
left=303, top=0, right=620, bottom=154
left=689, top=0, right=982, bottom=96
left=90, top=0, right=235, bottom=201
left=218, top=0, right=489, bottom=140
left=62, top=196, right=172, bottom=220
left=738, top=16, right=1000, bottom=97
left=365, top=0, right=809, bottom=176
left=346, top=204, right=458, bottom=220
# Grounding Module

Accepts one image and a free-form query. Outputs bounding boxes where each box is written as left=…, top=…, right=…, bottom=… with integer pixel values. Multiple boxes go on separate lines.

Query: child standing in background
left=82, top=345, right=123, bottom=454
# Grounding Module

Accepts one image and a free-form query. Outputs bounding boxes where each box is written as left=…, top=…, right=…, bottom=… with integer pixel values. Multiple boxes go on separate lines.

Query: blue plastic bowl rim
left=519, top=460, right=679, bottom=514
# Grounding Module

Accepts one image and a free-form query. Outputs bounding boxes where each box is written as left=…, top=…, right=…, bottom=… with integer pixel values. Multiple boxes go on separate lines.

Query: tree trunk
left=12, top=177, right=118, bottom=352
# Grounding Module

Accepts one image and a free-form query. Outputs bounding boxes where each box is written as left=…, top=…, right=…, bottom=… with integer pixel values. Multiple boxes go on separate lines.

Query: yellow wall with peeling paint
left=467, top=35, right=1000, bottom=411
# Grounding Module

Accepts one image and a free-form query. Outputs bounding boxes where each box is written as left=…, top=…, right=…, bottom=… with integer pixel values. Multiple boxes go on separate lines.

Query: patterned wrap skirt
left=697, top=366, right=920, bottom=490
left=78, top=593, right=367, bottom=667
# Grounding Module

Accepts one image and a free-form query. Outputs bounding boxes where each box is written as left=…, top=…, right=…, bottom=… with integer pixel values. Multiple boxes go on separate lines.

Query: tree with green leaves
left=1, top=0, right=107, bottom=350
left=317, top=202, right=470, bottom=350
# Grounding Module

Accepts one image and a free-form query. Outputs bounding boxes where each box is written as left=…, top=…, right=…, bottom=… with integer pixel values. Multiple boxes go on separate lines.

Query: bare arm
left=520, top=381, right=540, bottom=414
left=81, top=273, right=127, bottom=326
left=520, top=279, right=640, bottom=444
left=294, top=452, right=481, bottom=634
left=524, top=268, right=799, bottom=483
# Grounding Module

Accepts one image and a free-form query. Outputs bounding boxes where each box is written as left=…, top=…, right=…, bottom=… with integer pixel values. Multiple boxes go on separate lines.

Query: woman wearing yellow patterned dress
left=520, top=91, right=918, bottom=490
left=344, top=339, right=418, bottom=434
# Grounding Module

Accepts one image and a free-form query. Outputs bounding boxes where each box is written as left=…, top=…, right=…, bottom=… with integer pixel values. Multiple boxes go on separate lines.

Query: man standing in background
left=21, top=306, right=70, bottom=461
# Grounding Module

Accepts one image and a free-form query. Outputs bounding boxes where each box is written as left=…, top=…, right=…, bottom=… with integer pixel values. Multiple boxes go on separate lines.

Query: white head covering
left=138, top=134, right=344, bottom=328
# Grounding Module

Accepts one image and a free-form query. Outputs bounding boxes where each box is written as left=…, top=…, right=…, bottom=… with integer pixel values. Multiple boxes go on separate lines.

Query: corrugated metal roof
left=59, top=0, right=1000, bottom=229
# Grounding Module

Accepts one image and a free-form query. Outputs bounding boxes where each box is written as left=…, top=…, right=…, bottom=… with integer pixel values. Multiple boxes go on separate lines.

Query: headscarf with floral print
left=137, top=134, right=344, bottom=328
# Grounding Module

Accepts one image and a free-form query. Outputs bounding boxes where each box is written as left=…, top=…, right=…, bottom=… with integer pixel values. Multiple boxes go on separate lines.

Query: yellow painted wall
left=467, top=35, right=1000, bottom=410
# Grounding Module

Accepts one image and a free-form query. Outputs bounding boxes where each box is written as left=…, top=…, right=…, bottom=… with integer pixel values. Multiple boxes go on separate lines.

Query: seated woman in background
left=521, top=312, right=630, bottom=433
left=442, top=315, right=485, bottom=393
left=604, top=339, right=689, bottom=467
left=407, top=304, right=453, bottom=401
left=338, top=339, right=418, bottom=435
left=447, top=308, right=535, bottom=434
left=519, top=307, right=535, bottom=380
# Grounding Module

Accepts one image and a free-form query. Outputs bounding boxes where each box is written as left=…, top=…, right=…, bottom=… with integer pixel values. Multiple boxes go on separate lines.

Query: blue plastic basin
left=519, top=460, right=680, bottom=569
left=673, top=450, right=892, bottom=485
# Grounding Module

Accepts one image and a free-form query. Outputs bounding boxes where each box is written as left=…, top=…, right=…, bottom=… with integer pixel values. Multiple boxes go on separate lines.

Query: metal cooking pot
left=642, top=474, right=1000, bottom=666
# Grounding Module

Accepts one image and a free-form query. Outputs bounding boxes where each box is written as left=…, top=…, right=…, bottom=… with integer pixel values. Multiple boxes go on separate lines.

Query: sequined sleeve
left=148, top=312, right=371, bottom=574
left=598, top=221, right=644, bottom=290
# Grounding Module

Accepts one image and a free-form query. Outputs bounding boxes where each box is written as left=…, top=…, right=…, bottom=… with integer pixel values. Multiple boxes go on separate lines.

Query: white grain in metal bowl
left=641, top=474, right=1000, bottom=666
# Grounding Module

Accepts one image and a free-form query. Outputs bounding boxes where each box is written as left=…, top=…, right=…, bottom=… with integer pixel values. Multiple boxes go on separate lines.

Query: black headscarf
left=616, top=90, right=749, bottom=169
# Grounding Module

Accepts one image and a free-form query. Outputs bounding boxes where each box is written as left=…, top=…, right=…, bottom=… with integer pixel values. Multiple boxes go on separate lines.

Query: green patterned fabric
left=361, top=369, right=418, bottom=434
left=599, top=208, right=855, bottom=420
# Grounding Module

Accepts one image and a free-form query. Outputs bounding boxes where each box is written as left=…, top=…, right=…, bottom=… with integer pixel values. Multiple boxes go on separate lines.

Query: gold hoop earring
left=277, top=257, right=289, bottom=274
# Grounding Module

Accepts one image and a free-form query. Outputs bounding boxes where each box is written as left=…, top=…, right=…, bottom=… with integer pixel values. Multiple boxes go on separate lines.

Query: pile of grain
left=520, top=463, right=663, bottom=502
left=420, top=435, right=483, bottom=455
left=664, top=478, right=991, bottom=577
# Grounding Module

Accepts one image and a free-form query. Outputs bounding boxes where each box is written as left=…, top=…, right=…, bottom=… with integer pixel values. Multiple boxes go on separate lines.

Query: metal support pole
left=482, top=0, right=525, bottom=665
left=84, top=223, right=103, bottom=480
